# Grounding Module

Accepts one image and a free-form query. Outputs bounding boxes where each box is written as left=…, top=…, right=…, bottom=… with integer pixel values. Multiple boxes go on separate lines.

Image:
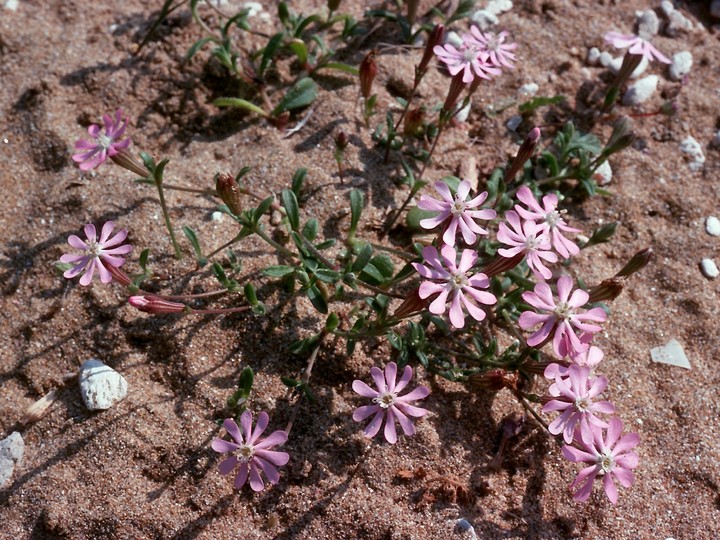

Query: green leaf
left=186, top=36, right=219, bottom=61
left=260, top=32, right=285, bottom=77
left=360, top=263, right=384, bottom=284
left=325, top=313, right=339, bottom=331
left=138, top=248, right=150, bottom=272
left=307, top=284, right=328, bottom=313
left=213, top=97, right=268, bottom=117
left=237, top=366, right=254, bottom=396
left=263, top=265, right=296, bottom=277
left=281, top=189, right=300, bottom=231
left=584, top=221, right=618, bottom=248
left=314, top=239, right=336, bottom=250
left=319, top=62, right=359, bottom=75
left=406, top=206, right=436, bottom=231
left=352, top=243, right=373, bottom=273
left=519, top=95, right=566, bottom=114
left=182, top=226, right=206, bottom=266
left=272, top=78, right=317, bottom=116
left=291, top=168, right=307, bottom=196
left=288, top=38, right=308, bottom=65
left=254, top=197, right=274, bottom=222
left=302, top=218, right=318, bottom=241
left=244, top=282, right=259, bottom=305
left=315, top=268, right=340, bottom=283
left=349, top=189, right=364, bottom=238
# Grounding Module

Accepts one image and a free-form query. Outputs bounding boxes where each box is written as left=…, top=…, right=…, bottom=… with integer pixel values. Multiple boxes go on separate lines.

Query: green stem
left=163, top=183, right=217, bottom=196
left=254, top=226, right=298, bottom=259
left=154, top=179, right=183, bottom=259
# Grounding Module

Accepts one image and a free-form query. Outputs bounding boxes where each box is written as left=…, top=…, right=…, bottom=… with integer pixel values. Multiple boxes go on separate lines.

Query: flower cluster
left=434, top=29, right=516, bottom=84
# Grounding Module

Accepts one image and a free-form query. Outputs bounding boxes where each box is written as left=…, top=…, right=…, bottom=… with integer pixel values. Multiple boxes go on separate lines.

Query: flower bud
left=392, top=288, right=429, bottom=320
left=468, top=369, right=519, bottom=391
left=442, top=72, right=466, bottom=113
left=110, top=148, right=149, bottom=177
left=327, top=0, right=341, bottom=12
left=129, top=295, right=187, bottom=314
left=603, top=116, right=634, bottom=156
left=503, top=127, right=541, bottom=183
left=418, top=24, right=445, bottom=75
left=481, top=252, right=524, bottom=278
left=615, top=247, right=653, bottom=278
left=359, top=51, right=378, bottom=100
left=587, top=277, right=625, bottom=303
left=334, top=130, right=349, bottom=151
left=215, top=172, right=243, bottom=216
left=403, top=106, right=425, bottom=138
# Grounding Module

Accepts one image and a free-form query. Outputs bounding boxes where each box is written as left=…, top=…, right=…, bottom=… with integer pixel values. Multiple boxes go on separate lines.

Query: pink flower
left=514, top=186, right=581, bottom=259
left=418, top=180, right=496, bottom=246
left=466, top=28, right=517, bottom=69
left=412, top=245, right=496, bottom=329
left=542, top=365, right=615, bottom=444
left=72, top=109, right=131, bottom=171
left=60, top=222, right=132, bottom=286
left=562, top=417, right=640, bottom=504
left=352, top=362, right=429, bottom=444
left=519, top=276, right=607, bottom=358
left=434, top=37, right=501, bottom=84
left=544, top=341, right=604, bottom=379
left=604, top=32, right=671, bottom=64
left=497, top=210, right=558, bottom=280
left=211, top=411, right=289, bottom=491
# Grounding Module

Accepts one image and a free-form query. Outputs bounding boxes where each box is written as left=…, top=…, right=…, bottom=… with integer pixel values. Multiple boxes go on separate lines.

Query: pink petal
left=370, top=366, right=386, bottom=392
left=363, top=409, right=385, bottom=438
left=234, top=463, right=249, bottom=489
left=211, top=439, right=240, bottom=454
left=394, top=365, right=413, bottom=394
left=218, top=456, right=238, bottom=476
left=254, top=448, right=289, bottom=467
left=384, top=362, right=398, bottom=393
left=383, top=408, right=398, bottom=443
left=352, top=380, right=379, bottom=399
left=254, top=430, right=287, bottom=450
left=254, top=456, right=280, bottom=485
left=223, top=418, right=244, bottom=445
left=353, top=404, right=381, bottom=422
left=248, top=462, right=265, bottom=491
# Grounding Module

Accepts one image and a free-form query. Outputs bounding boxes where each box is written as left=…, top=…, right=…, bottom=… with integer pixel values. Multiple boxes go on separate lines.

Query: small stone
left=669, top=51, right=692, bottom=81
left=713, top=0, right=720, bottom=19
left=679, top=136, right=705, bottom=171
left=0, top=432, right=24, bottom=489
left=485, top=0, right=513, bottom=16
left=446, top=31, right=463, bottom=48
left=636, top=9, right=660, bottom=37
left=518, top=82, right=539, bottom=97
left=599, top=51, right=613, bottom=68
left=506, top=115, right=522, bottom=132
left=455, top=101, right=471, bottom=123
left=705, top=216, right=720, bottom=236
left=666, top=10, right=693, bottom=36
left=79, top=359, right=129, bottom=411
left=587, top=47, right=601, bottom=66
left=701, top=259, right=719, bottom=279
left=471, top=10, right=499, bottom=30
left=651, top=339, right=691, bottom=369
left=592, top=160, right=612, bottom=185
left=712, top=130, right=720, bottom=148
left=659, top=0, right=674, bottom=17
left=622, top=75, right=659, bottom=105
left=211, top=211, right=224, bottom=222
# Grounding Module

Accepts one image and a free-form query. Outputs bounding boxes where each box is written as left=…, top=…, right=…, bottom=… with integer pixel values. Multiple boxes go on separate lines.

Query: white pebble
left=518, top=82, right=539, bottom=97
left=705, top=216, right=720, bottom=236
left=659, top=0, right=675, bottom=16
left=485, top=0, right=513, bottom=16
left=0, top=432, right=24, bottom=489
left=211, top=211, right=224, bottom=222
left=599, top=51, right=613, bottom=68
left=506, top=115, right=522, bottom=132
left=592, top=160, right=612, bottom=185
left=651, top=339, right=691, bottom=369
left=455, top=101, right=471, bottom=123
left=242, top=1, right=264, bottom=17
left=622, top=75, right=658, bottom=105
left=666, top=10, right=693, bottom=36
left=701, top=259, right=719, bottom=279
left=446, top=31, right=463, bottom=48
left=669, top=51, right=692, bottom=81
left=470, top=10, right=499, bottom=30
left=587, top=47, right=601, bottom=66
left=679, top=136, right=705, bottom=171
left=79, top=359, right=129, bottom=411
left=4, top=0, right=19, bottom=11
left=636, top=9, right=660, bottom=37
left=609, top=55, right=648, bottom=78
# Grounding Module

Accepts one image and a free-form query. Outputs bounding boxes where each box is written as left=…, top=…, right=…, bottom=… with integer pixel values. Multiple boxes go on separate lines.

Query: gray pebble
left=679, top=136, right=705, bottom=171
left=622, top=75, right=659, bottom=105
left=706, top=216, right=720, bottom=237
left=79, top=359, right=129, bottom=411
left=0, top=432, right=24, bottom=489
left=587, top=47, right=601, bottom=66
left=669, top=51, right=693, bottom=81
left=636, top=9, right=660, bottom=38
left=700, top=259, right=719, bottom=279
left=666, top=10, right=693, bottom=36
left=471, top=10, right=499, bottom=30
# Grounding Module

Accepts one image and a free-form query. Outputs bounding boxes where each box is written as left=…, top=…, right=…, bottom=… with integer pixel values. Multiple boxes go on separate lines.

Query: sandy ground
left=1, top=0, right=719, bottom=538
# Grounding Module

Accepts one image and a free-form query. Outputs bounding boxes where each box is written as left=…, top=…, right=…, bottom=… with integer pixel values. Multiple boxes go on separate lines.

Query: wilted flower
left=497, top=210, right=558, bottom=280
left=514, top=186, right=580, bottom=258
left=604, top=32, right=671, bottom=64
left=72, top=109, right=131, bottom=171
left=352, top=362, right=429, bottom=444
left=562, top=417, right=640, bottom=504
left=418, top=180, right=496, bottom=246
left=211, top=412, right=289, bottom=492
left=413, top=244, right=496, bottom=329
left=543, top=365, right=615, bottom=444
left=60, top=222, right=132, bottom=286
left=519, top=276, right=607, bottom=358
left=466, top=28, right=517, bottom=70
left=128, top=295, right=186, bottom=314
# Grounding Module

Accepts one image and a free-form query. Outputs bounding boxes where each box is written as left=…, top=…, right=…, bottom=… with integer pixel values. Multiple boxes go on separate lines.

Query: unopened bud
left=327, top=0, right=341, bottom=12
left=403, top=106, right=425, bottom=137
left=418, top=24, right=445, bottom=75
left=110, top=148, right=149, bottom=177
left=615, top=247, right=653, bottom=278
left=334, top=130, right=349, bottom=151
left=587, top=277, right=625, bottom=303
left=468, top=369, right=519, bottom=392
left=613, top=52, right=643, bottom=92
left=393, top=288, right=429, bottom=319
left=603, top=116, right=634, bottom=156
left=503, top=127, right=541, bottom=183
left=481, top=252, right=524, bottom=278
left=129, top=295, right=187, bottom=314
left=215, top=172, right=243, bottom=216
left=359, top=51, right=378, bottom=100
left=443, top=72, right=466, bottom=113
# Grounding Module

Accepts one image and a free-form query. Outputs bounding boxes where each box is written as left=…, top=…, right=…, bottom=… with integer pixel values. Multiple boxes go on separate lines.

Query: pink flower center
left=553, top=302, right=573, bottom=320
left=451, top=272, right=469, bottom=289
left=86, top=240, right=103, bottom=258
left=574, top=396, right=591, bottom=412
left=97, top=133, right=113, bottom=149
left=545, top=210, right=561, bottom=228
left=374, top=391, right=396, bottom=409
left=236, top=443, right=255, bottom=462
left=598, top=451, right=615, bottom=474
left=485, top=36, right=501, bottom=52
left=462, top=46, right=479, bottom=62
left=451, top=197, right=467, bottom=216
left=524, top=236, right=540, bottom=251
